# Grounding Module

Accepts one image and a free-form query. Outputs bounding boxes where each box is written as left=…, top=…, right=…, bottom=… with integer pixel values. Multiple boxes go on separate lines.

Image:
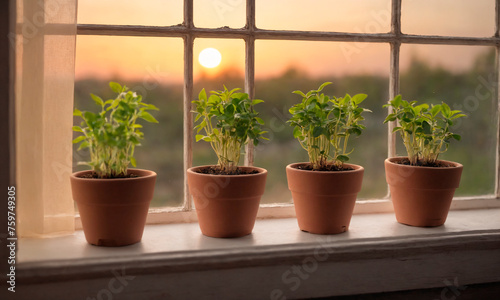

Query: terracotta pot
left=385, top=157, right=463, bottom=227
left=286, top=162, right=364, bottom=234
left=70, top=169, right=157, bottom=246
left=187, top=166, right=267, bottom=238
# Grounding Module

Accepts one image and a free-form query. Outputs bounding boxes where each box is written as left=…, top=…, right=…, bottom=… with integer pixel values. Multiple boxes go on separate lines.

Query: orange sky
left=75, top=0, right=495, bottom=83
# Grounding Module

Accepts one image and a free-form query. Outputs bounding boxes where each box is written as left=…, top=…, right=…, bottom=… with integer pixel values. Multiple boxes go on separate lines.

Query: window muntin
left=74, top=0, right=500, bottom=218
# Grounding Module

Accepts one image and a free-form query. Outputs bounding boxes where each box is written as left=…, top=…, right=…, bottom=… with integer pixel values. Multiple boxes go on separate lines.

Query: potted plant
left=383, top=95, right=466, bottom=227
left=187, top=86, right=268, bottom=238
left=71, top=82, right=159, bottom=246
left=286, top=82, right=370, bottom=234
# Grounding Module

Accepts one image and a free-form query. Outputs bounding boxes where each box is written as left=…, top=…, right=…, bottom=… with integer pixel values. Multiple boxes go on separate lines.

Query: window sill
left=77, top=196, right=500, bottom=228
left=18, top=208, right=500, bottom=299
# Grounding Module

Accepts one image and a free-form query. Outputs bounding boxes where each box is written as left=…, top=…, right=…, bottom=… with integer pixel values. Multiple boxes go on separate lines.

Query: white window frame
left=75, top=0, right=500, bottom=227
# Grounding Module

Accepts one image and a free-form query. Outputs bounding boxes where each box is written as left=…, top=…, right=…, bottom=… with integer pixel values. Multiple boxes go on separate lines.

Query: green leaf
left=72, top=126, right=83, bottom=132
left=391, top=95, right=402, bottom=107
left=312, top=127, right=323, bottom=137
left=337, top=155, right=350, bottom=162
left=199, top=88, right=207, bottom=101
left=292, top=90, right=306, bottom=98
left=91, top=94, right=104, bottom=107
left=73, top=109, right=83, bottom=117
left=255, top=117, right=265, bottom=125
left=348, top=127, right=362, bottom=136
left=339, top=94, right=350, bottom=106
left=233, top=93, right=248, bottom=100
left=317, top=81, right=332, bottom=92
left=109, top=82, right=123, bottom=93
left=195, top=135, right=212, bottom=142
left=306, top=102, right=317, bottom=111
left=441, top=102, right=451, bottom=117
left=110, top=98, right=120, bottom=109
left=139, top=111, right=159, bottom=123
left=130, top=156, right=137, bottom=167
left=451, top=134, right=461, bottom=141
left=351, top=94, right=367, bottom=105
left=451, top=113, right=467, bottom=120
left=141, top=103, right=160, bottom=111
left=293, top=126, right=302, bottom=138
left=430, top=105, right=441, bottom=117
left=384, top=113, right=397, bottom=123
left=251, top=99, right=264, bottom=105
left=208, top=94, right=219, bottom=104
left=225, top=103, right=235, bottom=116
left=422, top=121, right=431, bottom=134
left=77, top=141, right=89, bottom=150
left=72, top=136, right=86, bottom=144
left=235, top=125, right=246, bottom=138
left=228, top=87, right=241, bottom=94
left=415, top=103, right=429, bottom=113
left=196, top=119, right=207, bottom=133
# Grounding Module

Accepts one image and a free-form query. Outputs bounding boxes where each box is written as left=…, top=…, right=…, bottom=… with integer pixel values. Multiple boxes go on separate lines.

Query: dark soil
left=396, top=158, right=454, bottom=168
left=78, top=172, right=139, bottom=179
left=195, top=166, right=259, bottom=175
left=296, top=164, right=354, bottom=172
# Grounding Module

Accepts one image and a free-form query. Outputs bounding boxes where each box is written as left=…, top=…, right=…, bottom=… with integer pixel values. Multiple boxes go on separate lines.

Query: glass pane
left=402, top=0, right=495, bottom=37
left=194, top=0, right=245, bottom=28
left=74, top=36, right=184, bottom=208
left=192, top=39, right=245, bottom=168
left=255, top=40, right=390, bottom=204
left=400, top=45, right=497, bottom=196
left=256, top=0, right=390, bottom=33
left=77, top=0, right=183, bottom=26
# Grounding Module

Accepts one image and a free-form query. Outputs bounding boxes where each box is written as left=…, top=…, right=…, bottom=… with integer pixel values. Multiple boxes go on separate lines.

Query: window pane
left=192, top=39, right=245, bottom=168
left=77, top=0, right=183, bottom=26
left=194, top=0, right=245, bottom=28
left=255, top=41, right=389, bottom=204
left=402, top=0, right=495, bottom=37
left=256, top=0, right=390, bottom=33
left=74, top=36, right=184, bottom=208
left=400, top=45, right=497, bottom=196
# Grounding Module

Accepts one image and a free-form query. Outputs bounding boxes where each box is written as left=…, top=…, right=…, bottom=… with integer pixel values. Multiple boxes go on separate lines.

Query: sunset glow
left=75, top=1, right=495, bottom=82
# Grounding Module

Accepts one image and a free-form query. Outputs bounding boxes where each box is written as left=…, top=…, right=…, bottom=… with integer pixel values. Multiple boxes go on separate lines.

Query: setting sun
left=198, top=48, right=222, bottom=68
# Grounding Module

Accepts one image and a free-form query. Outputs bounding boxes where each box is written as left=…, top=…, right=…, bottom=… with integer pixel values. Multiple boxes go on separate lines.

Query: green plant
left=192, top=86, right=268, bottom=173
left=383, top=95, right=466, bottom=166
left=73, top=82, right=159, bottom=178
left=288, top=82, right=370, bottom=170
